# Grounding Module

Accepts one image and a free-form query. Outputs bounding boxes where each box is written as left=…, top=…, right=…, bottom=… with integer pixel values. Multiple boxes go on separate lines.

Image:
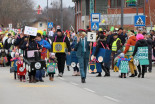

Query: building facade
left=72, top=0, right=155, bottom=32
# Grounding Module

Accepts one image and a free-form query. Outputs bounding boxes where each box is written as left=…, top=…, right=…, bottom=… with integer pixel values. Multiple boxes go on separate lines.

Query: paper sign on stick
left=24, top=26, right=37, bottom=36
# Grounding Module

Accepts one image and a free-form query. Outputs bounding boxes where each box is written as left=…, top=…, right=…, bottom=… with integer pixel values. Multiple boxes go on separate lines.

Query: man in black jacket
left=52, top=29, right=71, bottom=77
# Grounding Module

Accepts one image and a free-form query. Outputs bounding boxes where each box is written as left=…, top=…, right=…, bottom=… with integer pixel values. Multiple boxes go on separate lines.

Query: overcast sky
left=33, top=0, right=75, bottom=8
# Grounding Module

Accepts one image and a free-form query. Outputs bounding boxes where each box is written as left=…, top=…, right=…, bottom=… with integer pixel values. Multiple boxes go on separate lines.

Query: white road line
left=83, top=88, right=95, bottom=93
left=70, top=82, right=79, bottom=86
left=58, top=77, right=65, bottom=80
left=104, top=96, right=120, bottom=103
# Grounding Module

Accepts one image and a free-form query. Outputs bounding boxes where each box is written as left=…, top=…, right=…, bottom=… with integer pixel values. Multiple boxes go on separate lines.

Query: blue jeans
left=36, top=69, right=43, bottom=81
left=78, top=57, right=89, bottom=78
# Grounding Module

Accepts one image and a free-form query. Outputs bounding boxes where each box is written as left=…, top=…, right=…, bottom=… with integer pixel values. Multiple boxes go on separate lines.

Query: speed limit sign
left=87, top=32, right=96, bottom=42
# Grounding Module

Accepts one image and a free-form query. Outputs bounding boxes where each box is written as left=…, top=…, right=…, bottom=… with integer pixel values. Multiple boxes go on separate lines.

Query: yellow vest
left=112, top=38, right=120, bottom=51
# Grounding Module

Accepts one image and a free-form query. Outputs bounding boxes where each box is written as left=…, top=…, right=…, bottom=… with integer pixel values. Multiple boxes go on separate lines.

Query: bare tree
left=0, top=0, right=35, bottom=28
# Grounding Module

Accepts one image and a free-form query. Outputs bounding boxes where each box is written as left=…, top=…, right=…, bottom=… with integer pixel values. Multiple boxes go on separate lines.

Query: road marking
left=104, top=96, right=120, bottom=103
left=70, top=82, right=78, bottom=86
left=17, top=84, right=55, bottom=88
left=58, top=77, right=65, bottom=80
left=83, top=88, right=95, bottom=93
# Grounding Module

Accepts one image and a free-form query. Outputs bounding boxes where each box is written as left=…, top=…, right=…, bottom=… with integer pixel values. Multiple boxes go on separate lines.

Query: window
left=39, top=22, right=43, bottom=27
left=110, top=0, right=121, bottom=8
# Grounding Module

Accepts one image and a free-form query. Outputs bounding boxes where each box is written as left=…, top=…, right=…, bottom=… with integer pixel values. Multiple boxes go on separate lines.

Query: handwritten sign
left=120, top=61, right=129, bottom=73
left=87, top=32, right=96, bottom=42
left=24, top=26, right=37, bottom=36
left=137, top=47, right=148, bottom=60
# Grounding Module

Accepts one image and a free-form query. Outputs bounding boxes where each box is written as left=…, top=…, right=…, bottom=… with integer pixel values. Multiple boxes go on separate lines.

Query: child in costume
left=47, top=53, right=58, bottom=81
left=10, top=53, right=20, bottom=80
left=117, top=53, right=131, bottom=78
left=17, top=55, right=26, bottom=82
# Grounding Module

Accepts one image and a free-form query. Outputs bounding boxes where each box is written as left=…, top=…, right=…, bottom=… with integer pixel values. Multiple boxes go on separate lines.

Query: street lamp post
left=121, top=0, right=124, bottom=28
left=47, top=0, right=49, bottom=35
left=60, top=0, right=63, bottom=31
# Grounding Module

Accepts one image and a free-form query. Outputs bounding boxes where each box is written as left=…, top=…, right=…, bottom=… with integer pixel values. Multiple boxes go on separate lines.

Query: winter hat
left=136, top=33, right=144, bottom=41
left=15, top=52, right=19, bottom=56
left=120, top=53, right=124, bottom=58
left=50, top=52, right=55, bottom=57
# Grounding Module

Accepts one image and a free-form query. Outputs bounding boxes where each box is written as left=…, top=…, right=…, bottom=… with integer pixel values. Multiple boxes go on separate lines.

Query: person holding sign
left=52, top=28, right=71, bottom=77
left=123, top=32, right=137, bottom=77
left=35, top=33, right=51, bottom=82
left=74, top=30, right=91, bottom=83
left=93, top=34, right=110, bottom=77
left=117, top=53, right=131, bottom=78
left=131, top=33, right=149, bottom=78
left=20, top=36, right=42, bottom=83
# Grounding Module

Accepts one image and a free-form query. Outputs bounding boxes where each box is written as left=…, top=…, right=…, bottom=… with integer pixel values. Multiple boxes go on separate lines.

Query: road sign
left=48, top=22, right=53, bottom=28
left=91, top=13, right=101, bottom=23
left=87, top=32, right=96, bottom=42
left=134, top=15, right=146, bottom=27
left=91, top=22, right=99, bottom=31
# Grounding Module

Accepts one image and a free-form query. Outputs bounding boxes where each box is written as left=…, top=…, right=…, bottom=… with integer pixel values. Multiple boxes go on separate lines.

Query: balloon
left=43, top=31, right=46, bottom=36
left=110, top=26, right=115, bottom=32
left=37, top=30, right=43, bottom=35
left=99, top=28, right=103, bottom=32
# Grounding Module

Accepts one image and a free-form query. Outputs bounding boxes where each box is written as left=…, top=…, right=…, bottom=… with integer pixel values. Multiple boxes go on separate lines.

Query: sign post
left=134, top=15, right=146, bottom=27
left=48, top=22, right=53, bottom=29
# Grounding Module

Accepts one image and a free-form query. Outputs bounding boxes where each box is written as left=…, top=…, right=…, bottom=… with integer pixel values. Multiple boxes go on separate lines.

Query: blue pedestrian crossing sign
left=48, top=22, right=53, bottom=28
left=91, top=22, right=99, bottom=31
left=134, top=15, right=146, bottom=27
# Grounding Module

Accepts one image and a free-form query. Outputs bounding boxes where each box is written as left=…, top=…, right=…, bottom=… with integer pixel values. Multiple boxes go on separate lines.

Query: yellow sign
left=53, top=42, right=67, bottom=53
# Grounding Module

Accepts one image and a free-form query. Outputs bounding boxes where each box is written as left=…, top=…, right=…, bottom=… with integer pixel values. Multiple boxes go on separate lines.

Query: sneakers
left=58, top=73, right=63, bottom=77
left=40, top=80, right=44, bottom=82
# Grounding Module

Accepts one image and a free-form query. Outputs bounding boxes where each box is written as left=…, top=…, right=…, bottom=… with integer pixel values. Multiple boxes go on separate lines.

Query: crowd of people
left=0, top=26, right=154, bottom=83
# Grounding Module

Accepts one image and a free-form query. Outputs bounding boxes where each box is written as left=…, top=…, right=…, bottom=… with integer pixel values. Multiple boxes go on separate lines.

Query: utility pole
left=47, top=0, right=49, bottom=34
left=60, top=0, right=63, bottom=31
left=121, top=0, right=124, bottom=28
left=143, top=0, right=145, bottom=15
left=136, top=0, right=138, bottom=15
left=148, top=0, right=152, bottom=30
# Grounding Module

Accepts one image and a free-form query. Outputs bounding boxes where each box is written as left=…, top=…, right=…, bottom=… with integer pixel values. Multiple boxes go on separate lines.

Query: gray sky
left=33, top=0, right=75, bottom=8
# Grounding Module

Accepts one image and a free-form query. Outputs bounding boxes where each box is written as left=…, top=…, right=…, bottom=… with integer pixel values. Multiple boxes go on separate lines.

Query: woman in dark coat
left=132, top=34, right=149, bottom=78
left=94, top=34, right=110, bottom=77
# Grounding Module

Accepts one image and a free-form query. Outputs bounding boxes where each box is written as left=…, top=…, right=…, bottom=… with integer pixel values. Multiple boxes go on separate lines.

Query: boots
left=138, top=73, right=141, bottom=78
left=72, top=71, right=77, bottom=76
left=81, top=78, right=86, bottom=83
left=129, top=74, right=135, bottom=77
left=29, top=76, right=32, bottom=83
left=134, top=70, right=138, bottom=76
left=96, top=73, right=102, bottom=77
left=76, top=72, right=80, bottom=76
left=50, top=77, right=54, bottom=81
left=32, top=76, right=36, bottom=83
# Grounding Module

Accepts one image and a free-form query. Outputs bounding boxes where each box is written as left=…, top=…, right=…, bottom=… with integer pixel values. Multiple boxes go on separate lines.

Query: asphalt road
left=0, top=66, right=155, bottom=104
